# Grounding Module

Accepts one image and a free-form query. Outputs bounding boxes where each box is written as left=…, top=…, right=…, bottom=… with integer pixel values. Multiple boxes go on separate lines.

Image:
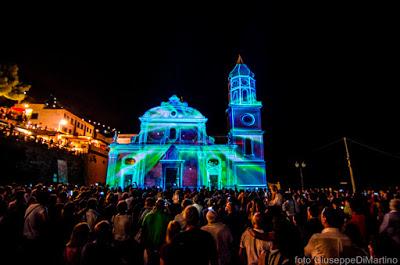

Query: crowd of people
left=0, top=182, right=399, bottom=265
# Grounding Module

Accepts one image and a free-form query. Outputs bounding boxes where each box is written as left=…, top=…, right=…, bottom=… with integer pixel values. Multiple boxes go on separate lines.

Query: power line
left=347, top=138, right=400, bottom=160
left=311, top=138, right=343, bottom=153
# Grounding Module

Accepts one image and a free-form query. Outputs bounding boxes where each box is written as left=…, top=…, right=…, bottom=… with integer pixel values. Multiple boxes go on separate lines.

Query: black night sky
left=1, top=3, right=399, bottom=187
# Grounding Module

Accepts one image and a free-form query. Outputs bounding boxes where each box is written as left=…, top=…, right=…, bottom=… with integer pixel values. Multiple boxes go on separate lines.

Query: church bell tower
left=227, top=55, right=266, bottom=187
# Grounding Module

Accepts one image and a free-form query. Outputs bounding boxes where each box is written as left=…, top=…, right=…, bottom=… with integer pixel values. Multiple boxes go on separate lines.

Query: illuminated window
left=169, top=128, right=176, bottom=140
left=232, top=91, right=238, bottom=103
left=242, top=89, right=248, bottom=102
left=181, top=128, right=197, bottom=142
left=125, top=158, right=136, bottom=165
left=207, top=158, right=219, bottom=167
left=245, top=138, right=253, bottom=156
left=148, top=130, right=164, bottom=142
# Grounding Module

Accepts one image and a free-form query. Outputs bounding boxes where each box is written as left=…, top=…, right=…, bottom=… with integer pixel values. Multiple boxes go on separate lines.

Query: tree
left=0, top=64, right=31, bottom=102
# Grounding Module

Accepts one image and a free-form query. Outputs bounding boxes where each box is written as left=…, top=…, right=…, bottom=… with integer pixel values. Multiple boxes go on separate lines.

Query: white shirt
left=202, top=222, right=233, bottom=265
left=23, top=203, right=47, bottom=240
left=304, top=227, right=352, bottom=263
left=240, top=228, right=271, bottom=265
left=112, top=213, right=132, bottom=241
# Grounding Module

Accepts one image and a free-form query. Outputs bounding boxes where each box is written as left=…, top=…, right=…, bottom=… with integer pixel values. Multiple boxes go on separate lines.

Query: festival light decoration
left=106, top=57, right=267, bottom=189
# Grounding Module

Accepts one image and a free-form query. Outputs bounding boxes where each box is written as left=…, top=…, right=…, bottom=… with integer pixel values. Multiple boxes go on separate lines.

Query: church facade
left=106, top=57, right=267, bottom=189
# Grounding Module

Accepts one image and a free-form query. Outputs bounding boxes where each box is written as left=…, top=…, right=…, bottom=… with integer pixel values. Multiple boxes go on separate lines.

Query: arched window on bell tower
left=242, top=89, right=248, bottom=103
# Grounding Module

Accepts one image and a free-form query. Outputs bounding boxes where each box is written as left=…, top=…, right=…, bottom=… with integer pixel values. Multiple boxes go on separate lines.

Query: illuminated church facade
left=106, top=57, right=267, bottom=189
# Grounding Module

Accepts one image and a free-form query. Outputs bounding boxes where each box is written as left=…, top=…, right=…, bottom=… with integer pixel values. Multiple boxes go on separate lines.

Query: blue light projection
left=106, top=56, right=267, bottom=190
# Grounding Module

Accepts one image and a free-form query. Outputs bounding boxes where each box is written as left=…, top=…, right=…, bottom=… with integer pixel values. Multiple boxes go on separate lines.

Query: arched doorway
left=206, top=157, right=221, bottom=190
left=122, top=157, right=137, bottom=189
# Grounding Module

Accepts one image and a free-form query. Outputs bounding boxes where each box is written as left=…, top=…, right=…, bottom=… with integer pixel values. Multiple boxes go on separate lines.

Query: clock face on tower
left=241, top=113, right=256, bottom=126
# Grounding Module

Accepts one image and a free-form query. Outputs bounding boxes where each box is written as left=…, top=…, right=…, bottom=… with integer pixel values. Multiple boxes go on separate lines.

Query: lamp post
left=295, top=161, right=306, bottom=191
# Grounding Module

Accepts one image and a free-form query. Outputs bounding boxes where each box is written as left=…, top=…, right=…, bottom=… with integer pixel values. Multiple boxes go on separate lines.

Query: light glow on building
left=106, top=58, right=267, bottom=190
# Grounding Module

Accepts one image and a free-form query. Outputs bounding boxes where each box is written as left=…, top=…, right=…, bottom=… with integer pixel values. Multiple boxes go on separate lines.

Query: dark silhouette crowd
left=0, top=183, right=399, bottom=265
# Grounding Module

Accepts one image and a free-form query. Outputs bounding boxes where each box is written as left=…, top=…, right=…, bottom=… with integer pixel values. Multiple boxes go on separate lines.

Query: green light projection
left=107, top=58, right=267, bottom=189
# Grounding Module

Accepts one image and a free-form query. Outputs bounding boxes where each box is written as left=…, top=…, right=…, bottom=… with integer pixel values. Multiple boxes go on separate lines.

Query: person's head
left=271, top=185, right=278, bottom=193
left=321, top=207, right=344, bottom=229
left=307, top=204, right=319, bottom=219
left=155, top=198, right=165, bottom=211
left=62, top=202, right=75, bottom=217
left=251, top=212, right=263, bottom=229
left=87, top=198, right=97, bottom=210
left=183, top=206, right=199, bottom=227
left=349, top=198, right=363, bottom=214
left=181, top=198, right=193, bottom=210
left=121, top=192, right=129, bottom=200
left=144, top=197, right=155, bottom=208
left=165, top=220, right=181, bottom=244
left=15, top=189, right=25, bottom=202
left=93, top=220, right=112, bottom=243
left=206, top=209, right=218, bottom=224
left=331, top=198, right=342, bottom=210
left=67, top=222, right=90, bottom=248
left=225, top=201, right=234, bottom=214
left=35, top=189, right=49, bottom=205
left=390, top=199, right=400, bottom=211
left=116, top=200, right=127, bottom=214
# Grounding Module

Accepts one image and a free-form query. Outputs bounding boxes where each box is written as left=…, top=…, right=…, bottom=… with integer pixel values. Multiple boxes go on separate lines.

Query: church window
left=232, top=91, right=238, bottom=103
left=207, top=158, right=219, bottom=167
left=125, top=158, right=136, bottom=165
left=241, top=113, right=255, bottom=126
left=169, top=128, right=176, bottom=140
left=181, top=128, right=197, bottom=142
left=242, top=89, right=248, bottom=102
left=148, top=129, right=164, bottom=142
left=245, top=138, right=253, bottom=156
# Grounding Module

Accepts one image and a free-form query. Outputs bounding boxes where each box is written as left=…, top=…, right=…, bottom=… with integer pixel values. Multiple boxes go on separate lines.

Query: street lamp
left=295, top=161, right=306, bottom=190
left=58, top=119, right=68, bottom=132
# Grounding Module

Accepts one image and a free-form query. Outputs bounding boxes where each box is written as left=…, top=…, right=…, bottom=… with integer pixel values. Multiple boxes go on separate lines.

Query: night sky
left=1, top=4, right=399, bottom=187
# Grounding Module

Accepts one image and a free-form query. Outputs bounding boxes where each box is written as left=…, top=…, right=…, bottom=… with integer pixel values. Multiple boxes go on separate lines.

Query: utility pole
left=343, top=137, right=356, bottom=193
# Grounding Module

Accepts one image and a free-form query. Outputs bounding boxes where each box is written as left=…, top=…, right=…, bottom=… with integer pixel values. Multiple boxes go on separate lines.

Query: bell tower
left=227, top=55, right=264, bottom=159
left=227, top=55, right=266, bottom=188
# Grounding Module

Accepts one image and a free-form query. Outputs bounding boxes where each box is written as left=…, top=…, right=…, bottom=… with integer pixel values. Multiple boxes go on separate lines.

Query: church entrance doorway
left=165, top=168, right=179, bottom=189
left=206, top=157, right=221, bottom=190
left=209, top=174, right=218, bottom=190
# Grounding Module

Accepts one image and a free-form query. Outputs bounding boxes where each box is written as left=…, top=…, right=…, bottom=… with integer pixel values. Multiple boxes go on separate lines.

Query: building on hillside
left=9, top=96, right=113, bottom=184
left=106, top=57, right=267, bottom=190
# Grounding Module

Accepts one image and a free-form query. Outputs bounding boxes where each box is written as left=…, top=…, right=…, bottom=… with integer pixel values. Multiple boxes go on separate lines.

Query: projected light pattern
left=107, top=58, right=267, bottom=189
